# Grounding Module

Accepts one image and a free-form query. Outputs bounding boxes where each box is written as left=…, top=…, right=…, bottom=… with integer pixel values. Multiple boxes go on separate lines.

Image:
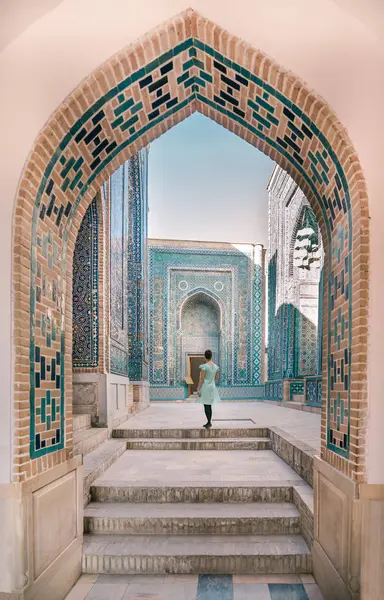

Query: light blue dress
left=197, top=363, right=221, bottom=405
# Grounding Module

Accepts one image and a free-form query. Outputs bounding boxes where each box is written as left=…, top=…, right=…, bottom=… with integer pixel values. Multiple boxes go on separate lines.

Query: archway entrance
left=10, top=8, right=370, bottom=600
left=13, top=7, right=368, bottom=478
left=181, top=291, right=221, bottom=394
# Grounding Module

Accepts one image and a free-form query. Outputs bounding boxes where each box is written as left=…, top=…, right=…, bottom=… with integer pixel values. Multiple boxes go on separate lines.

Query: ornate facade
left=266, top=165, right=323, bottom=406
left=72, top=148, right=150, bottom=423
left=149, top=240, right=265, bottom=400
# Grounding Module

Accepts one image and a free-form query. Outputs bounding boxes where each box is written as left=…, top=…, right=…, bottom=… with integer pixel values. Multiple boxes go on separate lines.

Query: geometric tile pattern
left=253, top=261, right=264, bottom=384
left=72, top=197, right=99, bottom=368
left=290, top=381, right=305, bottom=400
left=306, top=377, right=322, bottom=406
left=150, top=384, right=265, bottom=400
left=21, top=17, right=358, bottom=466
left=109, top=162, right=130, bottom=376
left=265, top=381, right=284, bottom=401
left=106, top=149, right=149, bottom=379
left=127, top=149, right=149, bottom=382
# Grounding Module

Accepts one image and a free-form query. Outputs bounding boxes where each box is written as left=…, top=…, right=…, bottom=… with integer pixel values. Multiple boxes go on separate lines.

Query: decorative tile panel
left=290, top=381, right=305, bottom=400
left=265, top=381, right=283, bottom=401
left=109, top=162, right=130, bottom=375
left=72, top=198, right=99, bottom=368
left=306, top=376, right=322, bottom=406
left=127, top=149, right=150, bottom=381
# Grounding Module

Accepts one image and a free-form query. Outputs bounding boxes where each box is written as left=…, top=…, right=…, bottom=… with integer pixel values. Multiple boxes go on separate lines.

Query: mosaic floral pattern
left=290, top=381, right=305, bottom=400
left=72, top=198, right=99, bottom=368
left=26, top=25, right=355, bottom=461
left=109, top=162, right=130, bottom=375
left=306, top=377, right=322, bottom=406
left=104, top=150, right=149, bottom=378
left=265, top=381, right=283, bottom=401
left=127, top=150, right=150, bottom=381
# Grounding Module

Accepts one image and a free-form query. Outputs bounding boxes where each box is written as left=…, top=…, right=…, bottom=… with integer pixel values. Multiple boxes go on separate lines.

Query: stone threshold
left=262, top=399, right=321, bottom=414
left=268, top=427, right=317, bottom=488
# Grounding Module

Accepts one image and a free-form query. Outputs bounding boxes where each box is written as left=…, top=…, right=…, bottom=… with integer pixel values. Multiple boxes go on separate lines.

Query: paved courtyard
left=120, top=402, right=321, bottom=453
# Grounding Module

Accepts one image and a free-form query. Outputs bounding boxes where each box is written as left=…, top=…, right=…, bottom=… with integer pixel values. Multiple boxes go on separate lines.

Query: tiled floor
left=119, top=402, right=320, bottom=452
left=66, top=574, right=324, bottom=599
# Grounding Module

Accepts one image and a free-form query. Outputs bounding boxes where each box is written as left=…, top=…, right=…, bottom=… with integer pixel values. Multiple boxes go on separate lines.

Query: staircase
left=82, top=426, right=312, bottom=576
left=73, top=414, right=127, bottom=506
left=73, top=414, right=108, bottom=456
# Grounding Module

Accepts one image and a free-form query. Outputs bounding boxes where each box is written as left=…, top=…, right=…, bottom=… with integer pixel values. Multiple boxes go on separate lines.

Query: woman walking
left=196, top=350, right=221, bottom=429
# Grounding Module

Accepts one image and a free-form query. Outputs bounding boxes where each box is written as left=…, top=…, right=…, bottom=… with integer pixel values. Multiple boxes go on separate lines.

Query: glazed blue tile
left=197, top=575, right=233, bottom=600
left=269, top=583, right=309, bottom=600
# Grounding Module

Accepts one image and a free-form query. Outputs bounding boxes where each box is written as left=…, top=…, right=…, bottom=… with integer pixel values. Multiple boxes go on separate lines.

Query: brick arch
left=13, top=9, right=369, bottom=482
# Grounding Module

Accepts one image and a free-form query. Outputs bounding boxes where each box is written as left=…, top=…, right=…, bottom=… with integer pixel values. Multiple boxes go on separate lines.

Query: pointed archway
left=12, top=9, right=368, bottom=484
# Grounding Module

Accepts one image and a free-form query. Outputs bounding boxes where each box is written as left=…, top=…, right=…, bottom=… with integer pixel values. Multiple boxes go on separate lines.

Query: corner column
left=127, top=148, right=150, bottom=407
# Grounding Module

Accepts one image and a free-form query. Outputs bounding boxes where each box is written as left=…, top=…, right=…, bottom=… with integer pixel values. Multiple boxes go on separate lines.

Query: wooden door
left=189, top=355, right=204, bottom=394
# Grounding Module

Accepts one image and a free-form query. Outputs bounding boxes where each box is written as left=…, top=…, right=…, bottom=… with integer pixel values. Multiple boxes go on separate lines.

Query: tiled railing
left=305, top=377, right=322, bottom=406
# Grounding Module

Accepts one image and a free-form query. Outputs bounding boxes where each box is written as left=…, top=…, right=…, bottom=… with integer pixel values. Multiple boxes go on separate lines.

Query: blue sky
left=147, top=113, right=274, bottom=247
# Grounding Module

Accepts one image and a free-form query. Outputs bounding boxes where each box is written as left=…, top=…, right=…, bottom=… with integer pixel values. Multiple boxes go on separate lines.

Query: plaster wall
left=0, top=0, right=383, bottom=483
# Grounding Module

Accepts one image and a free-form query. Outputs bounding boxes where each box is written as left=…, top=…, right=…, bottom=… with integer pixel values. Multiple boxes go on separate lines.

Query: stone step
left=73, top=427, right=108, bottom=457
left=91, top=483, right=293, bottom=504
left=124, top=437, right=272, bottom=451
left=73, top=413, right=91, bottom=433
left=83, top=440, right=127, bottom=506
left=84, top=502, right=301, bottom=535
left=113, top=427, right=269, bottom=439
left=82, top=533, right=312, bottom=575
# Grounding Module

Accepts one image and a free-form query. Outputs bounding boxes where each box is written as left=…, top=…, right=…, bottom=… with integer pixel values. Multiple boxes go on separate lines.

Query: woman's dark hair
left=205, top=350, right=212, bottom=360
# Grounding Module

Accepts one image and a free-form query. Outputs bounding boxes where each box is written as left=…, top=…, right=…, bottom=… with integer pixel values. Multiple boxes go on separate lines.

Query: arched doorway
left=10, top=9, right=370, bottom=599
left=13, top=8, right=368, bottom=480
left=180, top=291, right=221, bottom=393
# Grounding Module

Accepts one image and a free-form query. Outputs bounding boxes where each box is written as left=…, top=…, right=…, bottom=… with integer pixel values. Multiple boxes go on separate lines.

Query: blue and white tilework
left=149, top=241, right=264, bottom=398
left=72, top=198, right=99, bottom=368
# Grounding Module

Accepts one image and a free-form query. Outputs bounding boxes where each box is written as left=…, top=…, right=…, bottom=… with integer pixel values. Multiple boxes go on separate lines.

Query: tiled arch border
left=12, top=9, right=369, bottom=482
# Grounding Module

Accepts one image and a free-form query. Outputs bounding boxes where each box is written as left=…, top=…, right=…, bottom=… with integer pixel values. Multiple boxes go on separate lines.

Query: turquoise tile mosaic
left=28, top=35, right=352, bottom=459
left=104, top=149, right=149, bottom=379
left=290, top=381, right=305, bottom=400
left=72, top=197, right=99, bottom=368
left=148, top=242, right=263, bottom=392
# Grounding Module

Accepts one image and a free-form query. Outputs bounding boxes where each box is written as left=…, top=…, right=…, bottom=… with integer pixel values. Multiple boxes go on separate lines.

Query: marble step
left=82, top=533, right=312, bottom=575
left=84, top=502, right=301, bottom=535
left=73, top=413, right=91, bottom=433
left=124, top=437, right=272, bottom=451
left=83, top=440, right=127, bottom=506
left=113, top=427, right=269, bottom=439
left=73, top=427, right=108, bottom=457
left=91, top=483, right=293, bottom=504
